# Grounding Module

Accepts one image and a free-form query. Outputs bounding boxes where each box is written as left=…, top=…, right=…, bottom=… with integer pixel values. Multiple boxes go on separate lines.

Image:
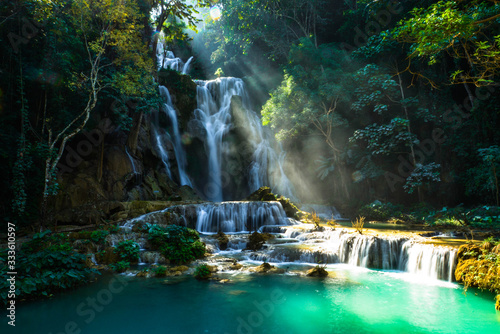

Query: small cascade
left=159, top=86, right=192, bottom=186
left=125, top=147, right=138, bottom=176
left=191, top=77, right=295, bottom=201
left=182, top=56, right=194, bottom=75
left=400, top=241, right=457, bottom=281
left=152, top=126, right=172, bottom=178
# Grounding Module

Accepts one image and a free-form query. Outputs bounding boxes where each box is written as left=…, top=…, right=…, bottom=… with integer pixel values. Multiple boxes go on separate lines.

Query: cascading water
left=125, top=146, right=139, bottom=176
left=156, top=35, right=192, bottom=75
left=159, top=86, right=192, bottom=186
left=118, top=201, right=295, bottom=233
left=152, top=126, right=172, bottom=179
left=194, top=201, right=291, bottom=233
left=248, top=228, right=457, bottom=282
left=190, top=77, right=295, bottom=201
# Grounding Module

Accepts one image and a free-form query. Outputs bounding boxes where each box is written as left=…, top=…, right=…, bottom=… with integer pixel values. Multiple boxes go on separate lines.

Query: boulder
left=306, top=266, right=329, bottom=277
left=215, top=230, right=229, bottom=250
left=251, top=262, right=285, bottom=274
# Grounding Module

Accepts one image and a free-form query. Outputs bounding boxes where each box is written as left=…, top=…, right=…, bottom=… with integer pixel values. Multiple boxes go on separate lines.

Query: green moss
left=455, top=242, right=500, bottom=309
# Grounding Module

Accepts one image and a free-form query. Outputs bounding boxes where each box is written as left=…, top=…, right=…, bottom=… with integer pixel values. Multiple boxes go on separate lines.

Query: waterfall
left=156, top=35, right=192, bottom=75
left=117, top=202, right=457, bottom=282
left=125, top=147, right=138, bottom=176
left=191, top=77, right=295, bottom=201
left=182, top=56, right=194, bottom=75
left=152, top=126, right=172, bottom=179
left=399, top=241, right=457, bottom=281
left=159, top=86, right=192, bottom=187
left=248, top=228, right=457, bottom=282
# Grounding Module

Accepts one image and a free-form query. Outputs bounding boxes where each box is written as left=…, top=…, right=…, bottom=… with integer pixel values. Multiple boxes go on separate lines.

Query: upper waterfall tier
left=195, top=201, right=291, bottom=233
left=189, top=77, right=295, bottom=201
left=120, top=201, right=296, bottom=233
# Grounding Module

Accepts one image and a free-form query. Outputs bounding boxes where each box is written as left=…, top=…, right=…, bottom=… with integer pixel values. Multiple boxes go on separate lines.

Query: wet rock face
left=157, top=68, right=197, bottom=129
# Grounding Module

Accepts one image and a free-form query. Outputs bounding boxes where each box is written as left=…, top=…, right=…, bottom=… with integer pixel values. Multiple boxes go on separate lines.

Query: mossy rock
left=229, top=262, right=243, bottom=270
left=245, top=187, right=300, bottom=219
left=216, top=230, right=229, bottom=250
left=245, top=187, right=273, bottom=201
left=251, top=262, right=285, bottom=274
left=136, top=270, right=149, bottom=278
left=262, top=193, right=277, bottom=201
left=276, top=196, right=300, bottom=220
left=170, top=265, right=189, bottom=272
left=306, top=266, right=329, bottom=277
left=456, top=243, right=481, bottom=261
left=245, top=231, right=274, bottom=251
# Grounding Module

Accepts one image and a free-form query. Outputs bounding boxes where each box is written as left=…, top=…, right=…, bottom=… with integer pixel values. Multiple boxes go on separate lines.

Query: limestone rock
left=251, top=262, right=285, bottom=274
left=306, top=266, right=329, bottom=277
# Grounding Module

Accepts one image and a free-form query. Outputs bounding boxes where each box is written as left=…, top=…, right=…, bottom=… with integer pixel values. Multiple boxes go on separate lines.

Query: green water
left=5, top=265, right=500, bottom=334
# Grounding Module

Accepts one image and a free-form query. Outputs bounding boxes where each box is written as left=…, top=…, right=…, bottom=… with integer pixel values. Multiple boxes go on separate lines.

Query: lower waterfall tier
left=118, top=202, right=457, bottom=282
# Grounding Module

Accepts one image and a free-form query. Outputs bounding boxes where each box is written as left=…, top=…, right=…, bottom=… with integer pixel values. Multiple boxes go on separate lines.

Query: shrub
left=455, top=242, right=500, bottom=310
left=114, top=240, right=140, bottom=263
left=90, top=230, right=110, bottom=244
left=0, top=231, right=99, bottom=304
left=147, top=224, right=206, bottom=264
left=151, top=265, right=168, bottom=277
left=352, top=216, right=366, bottom=234
left=311, top=212, right=324, bottom=231
left=194, top=264, right=211, bottom=280
left=109, top=261, right=130, bottom=273
left=358, top=201, right=404, bottom=221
